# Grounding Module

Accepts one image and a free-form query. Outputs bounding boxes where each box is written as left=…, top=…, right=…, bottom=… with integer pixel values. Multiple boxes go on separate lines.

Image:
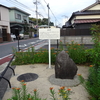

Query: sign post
left=48, top=39, right=51, bottom=68
left=39, top=28, right=60, bottom=68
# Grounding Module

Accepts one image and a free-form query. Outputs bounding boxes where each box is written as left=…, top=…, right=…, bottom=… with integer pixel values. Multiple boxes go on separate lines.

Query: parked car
left=11, top=34, right=16, bottom=41
left=19, top=34, right=24, bottom=39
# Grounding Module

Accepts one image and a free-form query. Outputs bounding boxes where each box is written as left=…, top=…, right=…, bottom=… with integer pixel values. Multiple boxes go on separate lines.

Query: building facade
left=64, top=1, right=100, bottom=29
left=0, top=5, right=11, bottom=43
left=9, top=7, right=30, bottom=38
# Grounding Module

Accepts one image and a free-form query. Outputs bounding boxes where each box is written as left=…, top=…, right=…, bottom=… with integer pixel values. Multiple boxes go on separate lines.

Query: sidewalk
left=2, top=64, right=90, bottom=100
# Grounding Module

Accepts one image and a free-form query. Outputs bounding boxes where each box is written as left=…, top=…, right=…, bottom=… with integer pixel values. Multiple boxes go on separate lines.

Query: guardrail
left=0, top=55, right=15, bottom=88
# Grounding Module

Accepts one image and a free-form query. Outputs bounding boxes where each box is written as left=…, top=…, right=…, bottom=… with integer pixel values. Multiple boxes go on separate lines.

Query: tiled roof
left=74, top=11, right=100, bottom=15
left=74, top=19, right=100, bottom=24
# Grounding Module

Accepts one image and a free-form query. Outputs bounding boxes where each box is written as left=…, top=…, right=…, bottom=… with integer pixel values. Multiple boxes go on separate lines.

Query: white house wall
left=71, top=18, right=76, bottom=25
left=76, top=15, right=100, bottom=19
left=88, top=4, right=100, bottom=10
left=0, top=6, right=10, bottom=33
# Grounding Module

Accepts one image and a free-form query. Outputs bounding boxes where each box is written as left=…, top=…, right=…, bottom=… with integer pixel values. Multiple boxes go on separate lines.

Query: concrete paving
left=2, top=64, right=90, bottom=100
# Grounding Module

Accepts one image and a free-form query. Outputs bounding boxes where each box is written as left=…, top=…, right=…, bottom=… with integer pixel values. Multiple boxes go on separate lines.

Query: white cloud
left=0, top=0, right=96, bottom=26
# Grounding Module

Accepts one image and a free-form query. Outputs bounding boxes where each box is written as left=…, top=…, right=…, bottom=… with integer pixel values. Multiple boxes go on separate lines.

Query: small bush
left=85, top=66, right=100, bottom=100
left=12, top=47, right=57, bottom=65
left=66, top=41, right=87, bottom=64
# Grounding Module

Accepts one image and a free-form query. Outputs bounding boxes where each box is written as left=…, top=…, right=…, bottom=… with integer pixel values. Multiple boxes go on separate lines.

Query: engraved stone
left=55, top=50, right=78, bottom=79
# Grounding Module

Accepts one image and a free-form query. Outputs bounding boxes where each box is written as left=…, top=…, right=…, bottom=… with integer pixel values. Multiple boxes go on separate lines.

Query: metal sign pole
left=18, top=36, right=20, bottom=51
left=47, top=4, right=51, bottom=68
left=48, top=39, right=51, bottom=68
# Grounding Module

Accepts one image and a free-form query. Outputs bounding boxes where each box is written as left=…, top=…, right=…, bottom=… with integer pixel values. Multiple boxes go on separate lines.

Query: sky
left=0, top=0, right=96, bottom=27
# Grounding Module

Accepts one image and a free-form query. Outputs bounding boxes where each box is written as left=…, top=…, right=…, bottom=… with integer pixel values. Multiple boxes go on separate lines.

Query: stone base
left=48, top=74, right=80, bottom=87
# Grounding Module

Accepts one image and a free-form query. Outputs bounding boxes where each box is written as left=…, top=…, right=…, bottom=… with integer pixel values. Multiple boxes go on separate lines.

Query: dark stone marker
left=55, top=50, right=78, bottom=79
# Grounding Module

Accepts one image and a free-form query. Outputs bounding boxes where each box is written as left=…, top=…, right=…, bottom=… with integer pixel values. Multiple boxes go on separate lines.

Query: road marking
left=0, top=54, right=13, bottom=60
left=22, top=40, right=47, bottom=51
left=0, top=40, right=48, bottom=65
left=35, top=42, right=48, bottom=50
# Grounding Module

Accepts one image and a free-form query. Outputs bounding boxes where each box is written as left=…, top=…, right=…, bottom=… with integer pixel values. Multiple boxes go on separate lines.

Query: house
left=0, top=4, right=11, bottom=43
left=64, top=0, right=100, bottom=29
left=28, top=20, right=36, bottom=38
left=9, top=7, right=30, bottom=38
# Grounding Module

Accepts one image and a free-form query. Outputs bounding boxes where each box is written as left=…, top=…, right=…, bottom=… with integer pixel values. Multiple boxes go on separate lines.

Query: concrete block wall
left=51, top=36, right=94, bottom=44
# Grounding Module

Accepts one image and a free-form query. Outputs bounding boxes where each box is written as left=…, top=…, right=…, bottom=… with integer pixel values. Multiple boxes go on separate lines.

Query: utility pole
left=33, top=0, right=38, bottom=36
left=36, top=0, right=38, bottom=28
left=47, top=3, right=50, bottom=28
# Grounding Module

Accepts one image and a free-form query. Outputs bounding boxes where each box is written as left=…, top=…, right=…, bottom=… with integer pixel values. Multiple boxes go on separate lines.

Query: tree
left=29, top=17, right=54, bottom=26
left=23, top=19, right=29, bottom=35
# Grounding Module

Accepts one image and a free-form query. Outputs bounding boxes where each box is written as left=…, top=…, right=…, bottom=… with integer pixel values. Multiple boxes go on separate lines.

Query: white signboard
left=39, top=28, right=60, bottom=39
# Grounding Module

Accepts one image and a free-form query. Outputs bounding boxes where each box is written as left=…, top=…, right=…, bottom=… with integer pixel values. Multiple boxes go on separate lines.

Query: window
left=23, top=16, right=27, bottom=20
left=15, top=13, right=21, bottom=20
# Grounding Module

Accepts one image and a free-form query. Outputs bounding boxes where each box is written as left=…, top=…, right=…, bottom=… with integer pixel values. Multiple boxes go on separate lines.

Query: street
left=0, top=38, right=48, bottom=64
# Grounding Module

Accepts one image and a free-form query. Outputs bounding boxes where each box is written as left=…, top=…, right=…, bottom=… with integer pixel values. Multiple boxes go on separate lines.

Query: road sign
left=39, top=28, right=60, bottom=39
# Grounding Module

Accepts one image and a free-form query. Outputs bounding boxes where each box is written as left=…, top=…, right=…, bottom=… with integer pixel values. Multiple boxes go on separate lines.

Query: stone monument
left=55, top=50, right=78, bottom=79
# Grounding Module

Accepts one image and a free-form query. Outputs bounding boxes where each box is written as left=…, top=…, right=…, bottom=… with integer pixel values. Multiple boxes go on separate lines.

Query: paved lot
left=2, top=64, right=90, bottom=100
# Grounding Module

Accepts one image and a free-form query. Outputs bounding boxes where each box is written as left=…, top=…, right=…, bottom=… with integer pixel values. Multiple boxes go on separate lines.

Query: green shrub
left=90, top=24, right=100, bottom=68
left=85, top=48, right=95, bottom=63
left=83, top=24, right=100, bottom=100
left=12, top=47, right=35, bottom=65
left=85, top=66, right=100, bottom=100
left=66, top=41, right=87, bottom=64
left=12, top=47, right=57, bottom=65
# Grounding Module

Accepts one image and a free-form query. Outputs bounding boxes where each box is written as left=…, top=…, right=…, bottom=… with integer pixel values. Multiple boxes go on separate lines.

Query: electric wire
left=39, top=1, right=48, bottom=16
left=6, top=0, right=60, bottom=25
left=43, top=0, right=60, bottom=25
left=6, top=0, right=36, bottom=14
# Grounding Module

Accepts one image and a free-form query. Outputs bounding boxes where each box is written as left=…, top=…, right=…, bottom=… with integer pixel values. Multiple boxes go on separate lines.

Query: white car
left=11, top=34, right=16, bottom=40
left=19, top=34, right=24, bottom=39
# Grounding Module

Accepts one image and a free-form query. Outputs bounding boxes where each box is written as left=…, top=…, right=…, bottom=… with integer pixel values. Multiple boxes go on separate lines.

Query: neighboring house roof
left=0, top=4, right=10, bottom=9
left=74, top=19, right=100, bottom=24
left=65, top=1, right=100, bottom=28
left=10, top=7, right=30, bottom=15
left=73, top=10, right=100, bottom=16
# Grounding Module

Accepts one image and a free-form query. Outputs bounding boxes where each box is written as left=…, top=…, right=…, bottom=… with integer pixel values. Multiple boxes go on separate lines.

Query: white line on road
left=0, top=40, right=48, bottom=60
left=0, top=54, right=12, bottom=60
left=35, top=42, right=48, bottom=50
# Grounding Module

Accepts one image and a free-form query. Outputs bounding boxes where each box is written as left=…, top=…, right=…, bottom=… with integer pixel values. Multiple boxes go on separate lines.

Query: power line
left=43, top=0, right=60, bottom=25
left=43, top=0, right=48, bottom=5
left=6, top=0, right=36, bottom=14
left=6, top=0, right=60, bottom=25
left=39, top=1, right=48, bottom=16
left=7, top=0, right=45, bottom=18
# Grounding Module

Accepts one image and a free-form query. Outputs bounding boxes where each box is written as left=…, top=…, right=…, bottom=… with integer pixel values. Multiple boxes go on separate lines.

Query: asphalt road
left=0, top=38, right=47, bottom=59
